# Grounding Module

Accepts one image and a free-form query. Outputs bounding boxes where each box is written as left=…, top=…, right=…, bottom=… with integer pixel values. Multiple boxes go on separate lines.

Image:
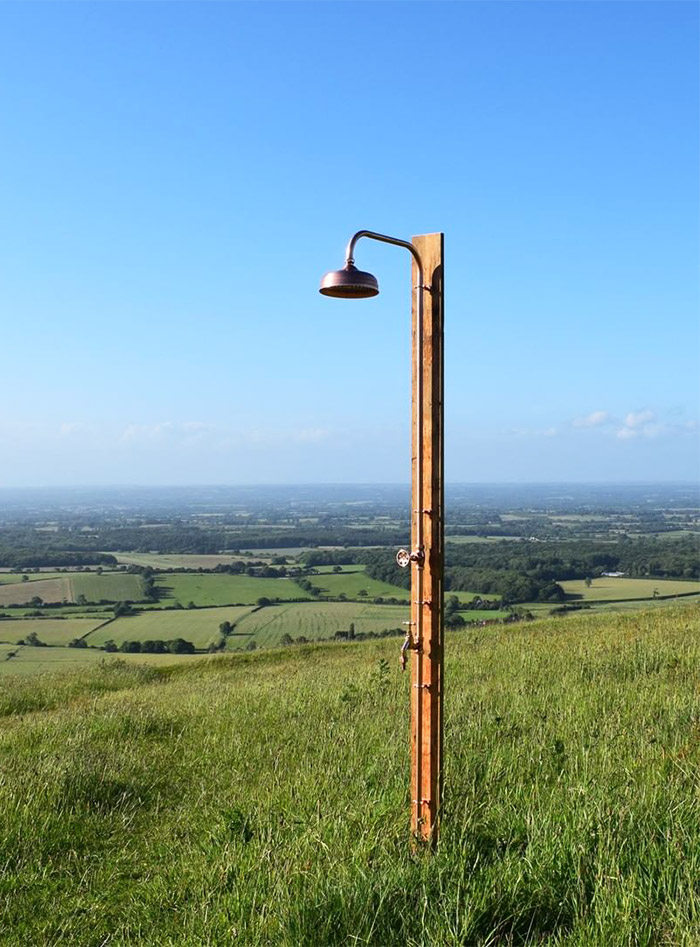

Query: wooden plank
left=410, top=233, right=444, bottom=845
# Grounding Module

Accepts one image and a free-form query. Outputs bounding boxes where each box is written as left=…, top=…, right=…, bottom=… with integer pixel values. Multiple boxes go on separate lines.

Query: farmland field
left=114, top=553, right=243, bottom=569
left=0, top=572, right=65, bottom=585
left=313, top=570, right=410, bottom=601
left=155, top=573, right=312, bottom=606
left=0, top=574, right=144, bottom=606
left=0, top=577, right=72, bottom=606
left=582, top=594, right=700, bottom=614
left=561, top=576, right=700, bottom=601
left=88, top=605, right=256, bottom=649
left=0, top=617, right=108, bottom=646
left=69, top=572, right=145, bottom=602
left=233, top=601, right=409, bottom=648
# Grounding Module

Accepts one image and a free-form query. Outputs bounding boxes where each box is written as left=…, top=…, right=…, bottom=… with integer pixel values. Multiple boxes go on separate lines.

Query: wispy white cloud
left=616, top=409, right=661, bottom=440
left=572, top=410, right=610, bottom=429
left=624, top=409, right=655, bottom=429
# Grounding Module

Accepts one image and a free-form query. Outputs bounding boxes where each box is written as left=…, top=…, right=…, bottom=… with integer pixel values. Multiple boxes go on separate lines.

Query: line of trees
left=101, top=638, right=196, bottom=654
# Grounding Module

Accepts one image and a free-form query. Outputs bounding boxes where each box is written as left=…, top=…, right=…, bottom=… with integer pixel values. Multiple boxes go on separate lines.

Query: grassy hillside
left=0, top=605, right=697, bottom=945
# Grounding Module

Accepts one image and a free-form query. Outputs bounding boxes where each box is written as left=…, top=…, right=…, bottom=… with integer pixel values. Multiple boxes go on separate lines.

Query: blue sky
left=0, top=1, right=697, bottom=486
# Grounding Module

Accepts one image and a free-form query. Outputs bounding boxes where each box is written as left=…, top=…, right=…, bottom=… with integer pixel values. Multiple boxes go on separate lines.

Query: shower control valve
left=396, top=548, right=425, bottom=568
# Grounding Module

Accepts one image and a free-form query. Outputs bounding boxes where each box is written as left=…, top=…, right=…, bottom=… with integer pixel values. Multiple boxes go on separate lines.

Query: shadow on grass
left=284, top=855, right=577, bottom=946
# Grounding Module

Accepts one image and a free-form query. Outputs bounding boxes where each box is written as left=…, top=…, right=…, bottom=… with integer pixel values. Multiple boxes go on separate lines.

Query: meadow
left=312, top=569, right=411, bottom=601
left=0, top=571, right=66, bottom=585
left=90, top=605, right=256, bottom=649
left=155, top=573, right=313, bottom=606
left=0, top=617, right=108, bottom=646
left=559, top=576, right=700, bottom=602
left=233, top=601, right=410, bottom=647
left=69, top=572, right=144, bottom=602
left=0, top=605, right=697, bottom=944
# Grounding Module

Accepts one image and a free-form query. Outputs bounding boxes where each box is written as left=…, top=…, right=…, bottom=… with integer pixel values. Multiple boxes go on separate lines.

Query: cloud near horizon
left=572, top=410, right=610, bottom=429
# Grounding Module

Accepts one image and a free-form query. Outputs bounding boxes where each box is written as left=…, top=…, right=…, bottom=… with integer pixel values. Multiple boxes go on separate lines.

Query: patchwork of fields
left=0, top=564, right=697, bottom=674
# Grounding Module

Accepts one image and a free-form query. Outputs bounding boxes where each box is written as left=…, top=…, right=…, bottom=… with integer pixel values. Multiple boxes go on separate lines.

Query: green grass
left=0, top=617, right=107, bottom=646
left=589, top=594, right=700, bottom=613
left=155, top=573, right=313, bottom=606
left=0, top=605, right=112, bottom=620
left=561, top=576, right=700, bottom=602
left=88, top=606, right=256, bottom=649
left=233, top=601, right=409, bottom=647
left=313, top=570, right=410, bottom=601
left=0, top=605, right=697, bottom=944
left=0, top=571, right=65, bottom=585
left=69, top=572, right=145, bottom=603
left=0, top=646, right=205, bottom=677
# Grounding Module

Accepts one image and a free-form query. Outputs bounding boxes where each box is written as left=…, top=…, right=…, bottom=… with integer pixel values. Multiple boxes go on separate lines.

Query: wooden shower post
left=410, top=232, right=444, bottom=845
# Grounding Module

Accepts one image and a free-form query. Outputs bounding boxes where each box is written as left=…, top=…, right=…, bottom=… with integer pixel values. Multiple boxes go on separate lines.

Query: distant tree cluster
left=102, top=638, right=195, bottom=654
left=0, top=548, right=117, bottom=569
left=363, top=536, right=699, bottom=605
left=302, top=550, right=362, bottom=567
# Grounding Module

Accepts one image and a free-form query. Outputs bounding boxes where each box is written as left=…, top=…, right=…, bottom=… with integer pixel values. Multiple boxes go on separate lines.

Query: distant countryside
left=0, top=483, right=697, bottom=674
left=1, top=483, right=699, bottom=944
